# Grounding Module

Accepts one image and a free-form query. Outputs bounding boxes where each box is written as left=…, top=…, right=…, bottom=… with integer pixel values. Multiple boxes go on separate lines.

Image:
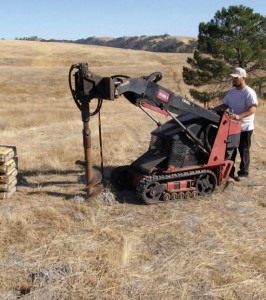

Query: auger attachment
left=69, top=63, right=116, bottom=199
left=77, top=102, right=103, bottom=197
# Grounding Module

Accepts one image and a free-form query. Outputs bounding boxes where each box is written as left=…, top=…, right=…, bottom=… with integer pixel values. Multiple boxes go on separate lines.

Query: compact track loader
left=69, top=63, right=240, bottom=204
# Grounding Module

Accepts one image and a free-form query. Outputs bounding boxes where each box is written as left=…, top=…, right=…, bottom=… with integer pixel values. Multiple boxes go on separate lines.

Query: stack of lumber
left=0, top=146, right=18, bottom=199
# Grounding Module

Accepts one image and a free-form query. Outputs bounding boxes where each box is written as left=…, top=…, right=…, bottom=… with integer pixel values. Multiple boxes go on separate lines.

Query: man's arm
left=231, top=105, right=257, bottom=121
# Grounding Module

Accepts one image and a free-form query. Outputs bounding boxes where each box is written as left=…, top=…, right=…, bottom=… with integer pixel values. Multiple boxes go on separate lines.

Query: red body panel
left=167, top=180, right=196, bottom=192
left=208, top=114, right=241, bottom=165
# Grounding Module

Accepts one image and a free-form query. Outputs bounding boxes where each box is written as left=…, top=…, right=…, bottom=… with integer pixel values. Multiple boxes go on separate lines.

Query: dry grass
left=0, top=40, right=265, bottom=299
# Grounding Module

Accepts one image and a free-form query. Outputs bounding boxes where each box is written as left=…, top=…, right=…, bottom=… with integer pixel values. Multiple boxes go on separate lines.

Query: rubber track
left=136, top=169, right=216, bottom=204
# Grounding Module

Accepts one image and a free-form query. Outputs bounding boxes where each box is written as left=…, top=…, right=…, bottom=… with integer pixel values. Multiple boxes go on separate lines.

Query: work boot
left=229, top=172, right=239, bottom=182
left=234, top=176, right=241, bottom=182
left=238, top=172, right=248, bottom=178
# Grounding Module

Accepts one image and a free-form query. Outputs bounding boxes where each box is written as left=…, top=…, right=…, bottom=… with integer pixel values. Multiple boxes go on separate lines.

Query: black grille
left=149, top=135, right=171, bottom=156
left=168, top=134, right=199, bottom=168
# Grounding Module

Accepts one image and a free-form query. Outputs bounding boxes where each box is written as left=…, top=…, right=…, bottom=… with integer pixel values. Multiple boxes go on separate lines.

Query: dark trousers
left=230, top=130, right=253, bottom=177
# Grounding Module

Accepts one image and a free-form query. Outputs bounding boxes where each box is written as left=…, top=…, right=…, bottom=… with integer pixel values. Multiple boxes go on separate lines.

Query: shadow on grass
left=16, top=166, right=143, bottom=205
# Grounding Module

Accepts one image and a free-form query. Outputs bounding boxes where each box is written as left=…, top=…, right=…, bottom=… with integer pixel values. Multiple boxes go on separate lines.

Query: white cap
left=230, top=67, right=247, bottom=78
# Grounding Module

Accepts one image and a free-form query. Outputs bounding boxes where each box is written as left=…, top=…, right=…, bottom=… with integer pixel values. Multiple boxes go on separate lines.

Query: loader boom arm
left=69, top=63, right=220, bottom=124
left=116, top=77, right=220, bottom=123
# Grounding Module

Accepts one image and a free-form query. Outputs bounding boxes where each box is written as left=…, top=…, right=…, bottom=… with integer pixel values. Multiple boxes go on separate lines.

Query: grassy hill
left=72, top=35, right=197, bottom=53
left=0, top=40, right=265, bottom=299
left=17, top=34, right=197, bottom=53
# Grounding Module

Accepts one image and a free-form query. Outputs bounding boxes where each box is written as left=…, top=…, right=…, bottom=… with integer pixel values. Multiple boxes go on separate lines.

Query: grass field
left=0, top=40, right=265, bottom=299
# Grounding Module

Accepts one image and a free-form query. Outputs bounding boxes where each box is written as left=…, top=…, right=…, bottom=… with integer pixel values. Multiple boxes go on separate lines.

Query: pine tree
left=183, top=5, right=266, bottom=104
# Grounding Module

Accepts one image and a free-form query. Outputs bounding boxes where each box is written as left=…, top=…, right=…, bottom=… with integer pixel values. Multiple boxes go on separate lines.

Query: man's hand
left=229, top=113, right=241, bottom=120
left=229, top=105, right=257, bottom=120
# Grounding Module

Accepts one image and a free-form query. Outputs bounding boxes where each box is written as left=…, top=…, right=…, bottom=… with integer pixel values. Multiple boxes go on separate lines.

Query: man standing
left=223, top=67, right=258, bottom=179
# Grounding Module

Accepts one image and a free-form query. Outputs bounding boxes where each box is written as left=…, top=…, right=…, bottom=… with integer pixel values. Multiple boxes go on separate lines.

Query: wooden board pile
left=0, top=146, right=18, bottom=200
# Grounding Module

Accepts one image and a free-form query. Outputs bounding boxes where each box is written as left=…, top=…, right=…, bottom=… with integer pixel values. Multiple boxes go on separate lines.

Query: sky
left=0, top=0, right=265, bottom=40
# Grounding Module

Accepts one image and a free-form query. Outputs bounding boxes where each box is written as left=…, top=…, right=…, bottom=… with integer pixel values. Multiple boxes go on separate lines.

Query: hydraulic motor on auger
left=68, top=63, right=241, bottom=204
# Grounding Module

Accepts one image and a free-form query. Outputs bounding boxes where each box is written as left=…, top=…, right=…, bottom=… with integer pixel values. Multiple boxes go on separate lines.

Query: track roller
left=163, top=193, right=171, bottom=201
